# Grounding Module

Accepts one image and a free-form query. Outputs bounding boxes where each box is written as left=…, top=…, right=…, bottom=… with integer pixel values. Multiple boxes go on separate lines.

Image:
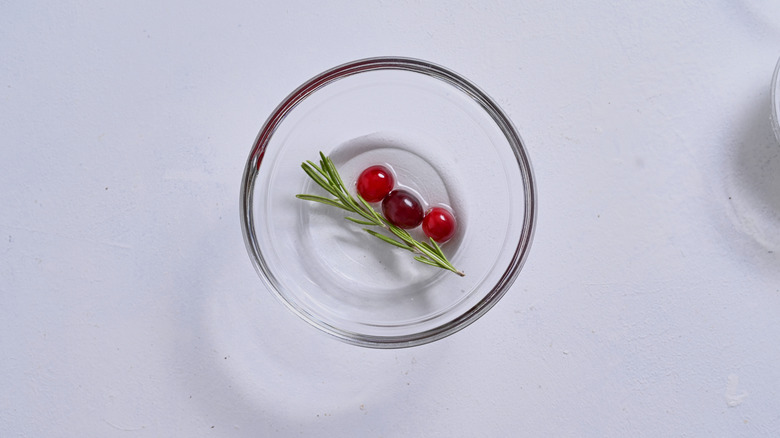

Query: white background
left=3, top=1, right=780, bottom=436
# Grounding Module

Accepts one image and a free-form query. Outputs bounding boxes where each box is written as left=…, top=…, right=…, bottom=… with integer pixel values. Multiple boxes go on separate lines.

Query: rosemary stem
left=297, top=152, right=464, bottom=277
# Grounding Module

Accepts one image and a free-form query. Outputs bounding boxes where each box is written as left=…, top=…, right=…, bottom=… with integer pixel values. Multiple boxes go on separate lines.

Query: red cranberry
left=356, top=165, right=395, bottom=203
left=382, top=189, right=424, bottom=229
left=422, top=207, right=457, bottom=243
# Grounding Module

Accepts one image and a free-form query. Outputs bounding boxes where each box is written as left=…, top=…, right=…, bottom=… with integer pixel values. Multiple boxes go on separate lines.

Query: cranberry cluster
left=356, top=165, right=457, bottom=243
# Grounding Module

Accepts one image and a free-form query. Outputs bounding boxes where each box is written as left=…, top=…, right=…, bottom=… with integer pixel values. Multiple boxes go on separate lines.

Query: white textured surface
left=2, top=1, right=780, bottom=436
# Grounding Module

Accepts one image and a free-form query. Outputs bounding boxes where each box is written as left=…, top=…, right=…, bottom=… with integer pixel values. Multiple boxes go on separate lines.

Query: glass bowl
left=772, top=56, right=780, bottom=144
left=240, top=57, right=536, bottom=348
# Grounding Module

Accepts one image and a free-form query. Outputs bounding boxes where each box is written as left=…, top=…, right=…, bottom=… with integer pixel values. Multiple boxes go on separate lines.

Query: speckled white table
left=3, top=1, right=780, bottom=436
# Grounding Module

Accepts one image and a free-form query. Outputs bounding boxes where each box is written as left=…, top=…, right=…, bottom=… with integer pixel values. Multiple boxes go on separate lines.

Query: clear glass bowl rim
left=240, top=56, right=537, bottom=348
left=772, top=56, right=780, bottom=144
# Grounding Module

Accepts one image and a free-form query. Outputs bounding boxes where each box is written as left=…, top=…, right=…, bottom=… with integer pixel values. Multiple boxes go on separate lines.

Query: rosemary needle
left=296, top=152, right=465, bottom=277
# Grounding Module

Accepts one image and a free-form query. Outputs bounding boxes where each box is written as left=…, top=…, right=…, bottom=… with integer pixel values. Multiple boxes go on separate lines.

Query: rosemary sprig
left=296, top=152, right=465, bottom=277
